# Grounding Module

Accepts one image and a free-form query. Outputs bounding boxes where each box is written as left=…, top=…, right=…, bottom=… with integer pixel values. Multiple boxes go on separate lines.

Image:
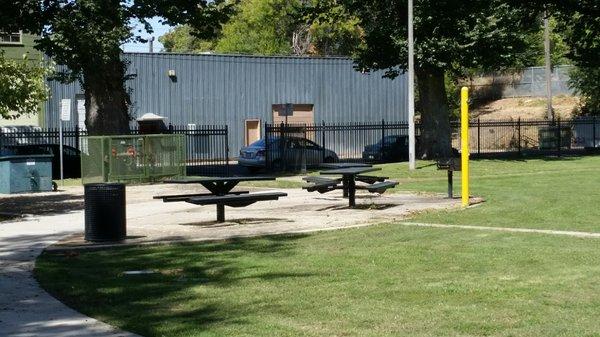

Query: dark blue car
left=362, top=135, right=409, bottom=162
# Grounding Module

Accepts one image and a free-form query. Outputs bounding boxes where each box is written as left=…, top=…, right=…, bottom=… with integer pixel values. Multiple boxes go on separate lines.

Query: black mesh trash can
left=84, top=183, right=126, bottom=242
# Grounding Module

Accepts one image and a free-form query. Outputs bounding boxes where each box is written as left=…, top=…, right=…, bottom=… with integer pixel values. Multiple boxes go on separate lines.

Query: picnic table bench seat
left=153, top=191, right=250, bottom=202
left=302, top=176, right=342, bottom=184
left=364, top=181, right=398, bottom=194
left=186, top=192, right=288, bottom=207
left=302, top=176, right=341, bottom=193
left=356, top=175, right=389, bottom=184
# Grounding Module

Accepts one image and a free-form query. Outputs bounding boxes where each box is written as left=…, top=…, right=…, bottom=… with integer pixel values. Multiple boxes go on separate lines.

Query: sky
left=121, top=17, right=171, bottom=53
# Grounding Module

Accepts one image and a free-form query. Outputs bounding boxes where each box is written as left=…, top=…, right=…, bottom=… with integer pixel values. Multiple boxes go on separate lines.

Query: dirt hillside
left=472, top=95, right=580, bottom=120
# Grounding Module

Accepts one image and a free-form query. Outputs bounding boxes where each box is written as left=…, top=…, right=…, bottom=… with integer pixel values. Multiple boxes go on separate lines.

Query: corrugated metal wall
left=45, top=52, right=407, bottom=155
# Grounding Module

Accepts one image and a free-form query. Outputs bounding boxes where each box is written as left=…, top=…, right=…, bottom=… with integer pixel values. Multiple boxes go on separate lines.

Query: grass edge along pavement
left=36, top=223, right=600, bottom=337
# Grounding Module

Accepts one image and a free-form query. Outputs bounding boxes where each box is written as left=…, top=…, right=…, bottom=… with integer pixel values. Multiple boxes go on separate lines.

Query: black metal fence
left=0, top=125, right=230, bottom=176
left=451, top=117, right=600, bottom=156
left=169, top=124, right=229, bottom=176
left=265, top=117, right=600, bottom=172
left=264, top=121, right=409, bottom=171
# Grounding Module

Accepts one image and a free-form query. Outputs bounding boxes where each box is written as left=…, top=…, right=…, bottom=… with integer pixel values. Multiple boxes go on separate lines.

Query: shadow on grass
left=35, top=233, right=312, bottom=336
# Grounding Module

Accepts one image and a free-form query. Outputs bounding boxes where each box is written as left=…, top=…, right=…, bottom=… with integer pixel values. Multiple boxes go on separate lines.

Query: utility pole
left=544, top=12, right=554, bottom=121
left=408, top=0, right=416, bottom=170
left=149, top=36, right=155, bottom=53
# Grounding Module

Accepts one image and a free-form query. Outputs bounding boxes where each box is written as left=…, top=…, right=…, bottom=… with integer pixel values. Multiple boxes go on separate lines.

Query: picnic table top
left=166, top=176, right=276, bottom=184
left=319, top=163, right=373, bottom=169
left=320, top=167, right=381, bottom=176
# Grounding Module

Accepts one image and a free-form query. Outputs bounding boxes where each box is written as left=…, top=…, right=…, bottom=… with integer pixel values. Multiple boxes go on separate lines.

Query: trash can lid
left=84, top=182, right=126, bottom=187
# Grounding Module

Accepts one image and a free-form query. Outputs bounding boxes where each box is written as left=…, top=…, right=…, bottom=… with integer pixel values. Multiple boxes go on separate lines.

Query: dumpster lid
left=0, top=154, right=54, bottom=161
left=136, top=113, right=167, bottom=122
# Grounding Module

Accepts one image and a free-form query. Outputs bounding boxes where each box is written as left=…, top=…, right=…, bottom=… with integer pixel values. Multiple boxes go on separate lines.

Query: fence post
left=593, top=116, right=597, bottom=148
left=264, top=122, right=270, bottom=171
left=477, top=118, right=481, bottom=155
left=74, top=125, right=80, bottom=150
left=517, top=118, right=521, bottom=155
left=322, top=120, right=326, bottom=162
left=225, top=125, right=229, bottom=175
left=381, top=119, right=385, bottom=161
left=280, top=122, right=285, bottom=171
left=557, top=117, right=561, bottom=157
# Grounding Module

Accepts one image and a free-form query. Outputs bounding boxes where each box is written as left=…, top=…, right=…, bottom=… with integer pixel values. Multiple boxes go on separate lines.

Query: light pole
left=408, top=0, right=416, bottom=170
left=544, top=12, right=554, bottom=121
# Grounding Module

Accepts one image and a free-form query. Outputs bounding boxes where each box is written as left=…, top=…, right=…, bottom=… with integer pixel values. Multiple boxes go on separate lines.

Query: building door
left=245, top=119, right=261, bottom=146
left=272, top=104, right=314, bottom=125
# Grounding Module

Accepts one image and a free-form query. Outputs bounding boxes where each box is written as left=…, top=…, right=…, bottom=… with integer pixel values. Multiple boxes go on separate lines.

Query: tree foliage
left=216, top=0, right=297, bottom=55
left=0, top=52, right=53, bottom=119
left=159, top=25, right=218, bottom=53
left=322, top=0, right=540, bottom=158
left=160, top=0, right=361, bottom=56
left=522, top=17, right=571, bottom=67
left=0, top=0, right=233, bottom=134
left=555, top=5, right=599, bottom=114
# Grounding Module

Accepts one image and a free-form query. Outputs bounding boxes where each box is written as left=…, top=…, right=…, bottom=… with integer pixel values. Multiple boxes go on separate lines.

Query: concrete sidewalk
left=0, top=212, right=140, bottom=337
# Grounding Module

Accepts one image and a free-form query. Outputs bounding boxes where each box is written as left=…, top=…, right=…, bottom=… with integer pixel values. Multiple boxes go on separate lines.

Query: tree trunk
left=416, top=68, right=452, bottom=159
left=83, top=59, right=130, bottom=135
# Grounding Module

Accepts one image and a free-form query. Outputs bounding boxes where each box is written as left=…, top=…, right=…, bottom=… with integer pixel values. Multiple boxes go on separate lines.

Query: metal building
left=45, top=52, right=407, bottom=155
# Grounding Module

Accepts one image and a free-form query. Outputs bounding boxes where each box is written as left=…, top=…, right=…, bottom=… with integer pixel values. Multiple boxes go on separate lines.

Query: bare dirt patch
left=473, top=95, right=580, bottom=120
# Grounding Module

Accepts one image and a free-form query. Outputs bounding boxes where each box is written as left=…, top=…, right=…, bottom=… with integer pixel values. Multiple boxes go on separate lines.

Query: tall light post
left=544, top=12, right=554, bottom=121
left=408, top=0, right=416, bottom=170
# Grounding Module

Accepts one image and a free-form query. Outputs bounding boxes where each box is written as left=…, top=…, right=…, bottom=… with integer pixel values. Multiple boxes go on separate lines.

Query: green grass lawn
left=35, top=156, right=600, bottom=336
left=382, top=156, right=600, bottom=232
left=37, top=227, right=600, bottom=337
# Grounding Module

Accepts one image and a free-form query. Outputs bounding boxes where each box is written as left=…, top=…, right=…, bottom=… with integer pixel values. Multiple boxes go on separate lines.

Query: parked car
left=3, top=144, right=81, bottom=179
left=238, top=137, right=338, bottom=172
left=362, top=135, right=409, bottom=162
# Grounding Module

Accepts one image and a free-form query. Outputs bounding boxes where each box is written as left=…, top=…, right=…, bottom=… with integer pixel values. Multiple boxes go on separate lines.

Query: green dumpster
left=0, top=155, right=53, bottom=194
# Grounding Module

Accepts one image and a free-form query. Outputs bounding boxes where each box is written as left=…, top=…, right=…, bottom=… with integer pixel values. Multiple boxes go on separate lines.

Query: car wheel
left=324, top=156, right=335, bottom=163
left=52, top=181, right=58, bottom=191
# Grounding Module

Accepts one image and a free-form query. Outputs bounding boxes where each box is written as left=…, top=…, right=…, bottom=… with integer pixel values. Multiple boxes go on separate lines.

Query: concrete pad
left=52, top=186, right=459, bottom=249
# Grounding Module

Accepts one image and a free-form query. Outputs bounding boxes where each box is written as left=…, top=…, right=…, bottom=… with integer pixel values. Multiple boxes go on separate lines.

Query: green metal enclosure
left=80, top=134, right=186, bottom=184
left=0, top=155, right=53, bottom=194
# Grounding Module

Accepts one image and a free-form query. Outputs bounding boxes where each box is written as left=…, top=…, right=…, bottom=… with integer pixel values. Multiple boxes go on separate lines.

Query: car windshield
left=249, top=139, right=266, bottom=147
left=249, top=138, right=280, bottom=148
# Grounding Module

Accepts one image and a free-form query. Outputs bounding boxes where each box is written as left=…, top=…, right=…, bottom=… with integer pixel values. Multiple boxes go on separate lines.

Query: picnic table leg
left=348, top=177, right=356, bottom=207
left=216, top=204, right=225, bottom=222
left=342, top=178, right=349, bottom=198
left=447, top=170, right=453, bottom=198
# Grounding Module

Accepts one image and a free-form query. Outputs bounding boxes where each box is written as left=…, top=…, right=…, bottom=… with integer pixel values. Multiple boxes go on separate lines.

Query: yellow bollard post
left=461, top=87, right=470, bottom=207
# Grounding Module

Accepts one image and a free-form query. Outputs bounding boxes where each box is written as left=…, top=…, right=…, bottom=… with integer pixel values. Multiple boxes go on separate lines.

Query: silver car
left=238, top=137, right=338, bottom=172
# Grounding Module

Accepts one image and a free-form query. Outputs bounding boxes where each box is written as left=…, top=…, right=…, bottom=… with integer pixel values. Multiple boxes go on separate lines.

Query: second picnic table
left=155, top=176, right=287, bottom=222
left=303, top=166, right=398, bottom=207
